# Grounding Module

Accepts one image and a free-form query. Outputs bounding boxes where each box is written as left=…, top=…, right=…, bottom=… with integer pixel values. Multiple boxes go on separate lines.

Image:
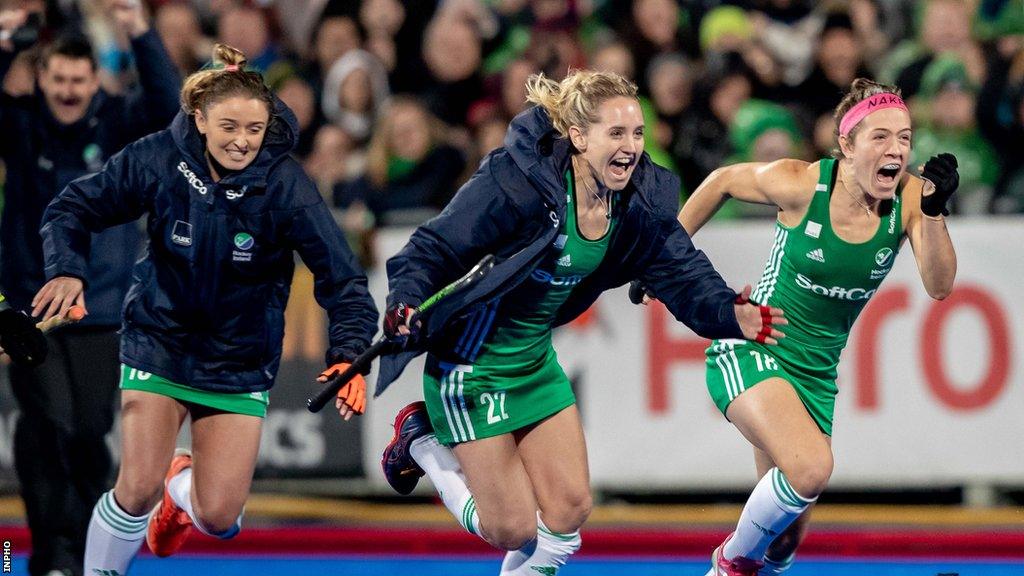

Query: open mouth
left=608, top=156, right=635, bottom=178
left=876, top=162, right=901, bottom=186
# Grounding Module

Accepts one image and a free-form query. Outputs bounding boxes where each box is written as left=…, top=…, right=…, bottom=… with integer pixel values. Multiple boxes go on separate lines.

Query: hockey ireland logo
left=233, top=232, right=254, bottom=262
left=234, top=233, right=254, bottom=250
left=875, top=247, right=894, bottom=267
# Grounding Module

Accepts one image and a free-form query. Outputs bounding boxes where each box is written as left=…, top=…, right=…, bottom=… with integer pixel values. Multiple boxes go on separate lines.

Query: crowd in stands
left=6, top=0, right=1024, bottom=265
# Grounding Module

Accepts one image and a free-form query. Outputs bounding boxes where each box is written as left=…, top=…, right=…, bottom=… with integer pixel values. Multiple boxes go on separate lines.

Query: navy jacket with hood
left=0, top=30, right=180, bottom=327
left=376, top=106, right=742, bottom=393
left=41, top=98, right=378, bottom=393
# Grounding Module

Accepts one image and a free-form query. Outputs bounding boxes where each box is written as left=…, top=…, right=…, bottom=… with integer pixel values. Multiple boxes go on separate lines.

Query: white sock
left=500, top=513, right=581, bottom=575
left=760, top=551, right=795, bottom=574
left=499, top=538, right=537, bottom=575
left=167, top=467, right=242, bottom=539
left=84, top=490, right=148, bottom=575
left=724, top=468, right=815, bottom=561
left=409, top=434, right=481, bottom=537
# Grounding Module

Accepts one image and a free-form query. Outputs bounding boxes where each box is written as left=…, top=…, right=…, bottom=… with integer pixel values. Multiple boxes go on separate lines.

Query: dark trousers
left=10, top=327, right=120, bottom=576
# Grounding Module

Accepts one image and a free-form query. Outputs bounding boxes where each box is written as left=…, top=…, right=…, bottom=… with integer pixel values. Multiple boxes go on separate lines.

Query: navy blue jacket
left=0, top=30, right=180, bottom=327
left=41, top=98, right=378, bottom=393
left=377, top=106, right=742, bottom=393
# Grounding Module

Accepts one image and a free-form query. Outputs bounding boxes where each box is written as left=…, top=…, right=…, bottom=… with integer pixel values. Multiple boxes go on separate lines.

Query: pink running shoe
left=707, top=533, right=765, bottom=576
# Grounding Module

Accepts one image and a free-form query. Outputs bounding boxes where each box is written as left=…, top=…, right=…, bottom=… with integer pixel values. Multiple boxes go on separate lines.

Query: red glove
left=735, top=287, right=783, bottom=344
left=383, top=302, right=419, bottom=346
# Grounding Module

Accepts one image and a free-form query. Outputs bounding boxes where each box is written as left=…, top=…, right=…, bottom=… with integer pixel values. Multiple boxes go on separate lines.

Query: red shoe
left=146, top=448, right=194, bottom=557
left=380, top=401, right=432, bottom=495
left=708, top=533, right=765, bottom=576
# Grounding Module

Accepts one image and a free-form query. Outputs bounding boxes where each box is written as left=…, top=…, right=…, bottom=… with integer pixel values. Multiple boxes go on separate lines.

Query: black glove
left=920, top=153, right=959, bottom=217
left=0, top=308, right=48, bottom=366
left=325, top=347, right=369, bottom=376
left=628, top=280, right=655, bottom=305
left=383, top=302, right=419, bottom=346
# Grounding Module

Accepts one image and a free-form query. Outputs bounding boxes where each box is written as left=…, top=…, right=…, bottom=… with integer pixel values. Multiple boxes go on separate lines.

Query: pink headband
left=224, top=64, right=239, bottom=72
left=839, top=93, right=907, bottom=138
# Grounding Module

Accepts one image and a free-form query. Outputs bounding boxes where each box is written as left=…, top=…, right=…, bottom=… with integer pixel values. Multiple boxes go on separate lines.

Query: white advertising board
left=366, top=218, right=1021, bottom=490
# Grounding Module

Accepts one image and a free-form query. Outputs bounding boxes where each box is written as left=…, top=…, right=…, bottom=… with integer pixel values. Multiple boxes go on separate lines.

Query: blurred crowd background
left=4, top=0, right=1024, bottom=269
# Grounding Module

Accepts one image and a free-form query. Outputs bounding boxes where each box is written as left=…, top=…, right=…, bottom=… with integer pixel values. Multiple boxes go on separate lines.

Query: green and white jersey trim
left=438, top=362, right=477, bottom=442
left=711, top=340, right=747, bottom=402
left=751, top=227, right=789, bottom=304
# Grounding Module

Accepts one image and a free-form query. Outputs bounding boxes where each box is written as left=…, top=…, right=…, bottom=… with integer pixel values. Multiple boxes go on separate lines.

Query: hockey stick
left=306, top=254, right=496, bottom=413
left=35, top=305, right=86, bottom=333
left=0, top=305, right=85, bottom=363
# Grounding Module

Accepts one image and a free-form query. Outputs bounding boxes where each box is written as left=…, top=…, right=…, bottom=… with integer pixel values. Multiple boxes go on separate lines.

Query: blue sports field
left=13, top=554, right=1024, bottom=575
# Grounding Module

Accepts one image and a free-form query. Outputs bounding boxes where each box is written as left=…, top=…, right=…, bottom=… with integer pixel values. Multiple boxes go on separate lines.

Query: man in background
left=0, top=2, right=180, bottom=574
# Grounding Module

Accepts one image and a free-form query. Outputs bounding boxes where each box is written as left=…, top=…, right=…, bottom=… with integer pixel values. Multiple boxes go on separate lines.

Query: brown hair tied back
left=180, top=43, right=274, bottom=116
left=831, top=77, right=903, bottom=158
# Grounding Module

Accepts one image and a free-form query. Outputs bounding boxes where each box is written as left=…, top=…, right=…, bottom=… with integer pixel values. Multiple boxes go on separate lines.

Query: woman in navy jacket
left=32, top=44, right=377, bottom=575
left=378, top=70, right=785, bottom=575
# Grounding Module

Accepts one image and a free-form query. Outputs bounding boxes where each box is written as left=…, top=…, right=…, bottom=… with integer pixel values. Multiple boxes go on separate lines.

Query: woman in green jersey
left=377, top=69, right=786, bottom=576
left=680, top=78, right=959, bottom=575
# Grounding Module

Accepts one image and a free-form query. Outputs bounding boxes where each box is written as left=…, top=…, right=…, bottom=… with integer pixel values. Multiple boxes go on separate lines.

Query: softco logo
left=795, top=273, right=876, bottom=301
left=178, top=162, right=207, bottom=195
left=875, top=247, right=894, bottom=267
left=531, top=269, right=583, bottom=286
left=225, top=186, right=247, bottom=201
left=234, top=233, right=254, bottom=250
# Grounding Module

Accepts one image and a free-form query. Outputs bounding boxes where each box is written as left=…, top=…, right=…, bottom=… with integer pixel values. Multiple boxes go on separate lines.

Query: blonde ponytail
left=525, top=70, right=638, bottom=138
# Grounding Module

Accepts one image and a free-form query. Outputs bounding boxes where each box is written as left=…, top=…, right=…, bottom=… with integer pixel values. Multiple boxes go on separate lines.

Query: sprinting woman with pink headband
left=633, top=78, right=959, bottom=575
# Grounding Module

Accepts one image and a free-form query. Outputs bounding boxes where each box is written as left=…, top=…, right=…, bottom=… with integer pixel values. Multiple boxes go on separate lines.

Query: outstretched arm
left=680, top=159, right=815, bottom=236
left=286, top=177, right=379, bottom=368
left=34, top=145, right=151, bottom=320
left=0, top=9, right=29, bottom=85
left=386, top=156, right=523, bottom=309
left=641, top=222, right=786, bottom=343
left=114, top=0, right=181, bottom=133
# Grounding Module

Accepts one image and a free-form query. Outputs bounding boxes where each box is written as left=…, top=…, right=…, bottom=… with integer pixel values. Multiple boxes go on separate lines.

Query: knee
left=542, top=490, right=592, bottom=533
left=482, top=514, right=538, bottom=551
left=114, top=472, right=164, bottom=516
left=784, top=453, right=833, bottom=500
left=192, top=496, right=243, bottom=536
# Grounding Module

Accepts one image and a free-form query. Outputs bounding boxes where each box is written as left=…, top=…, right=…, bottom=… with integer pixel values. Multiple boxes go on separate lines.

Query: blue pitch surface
left=14, top=555, right=1024, bottom=575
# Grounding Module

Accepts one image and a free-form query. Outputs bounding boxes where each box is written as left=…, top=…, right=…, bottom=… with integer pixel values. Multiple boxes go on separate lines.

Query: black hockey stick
left=306, top=254, right=496, bottom=412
